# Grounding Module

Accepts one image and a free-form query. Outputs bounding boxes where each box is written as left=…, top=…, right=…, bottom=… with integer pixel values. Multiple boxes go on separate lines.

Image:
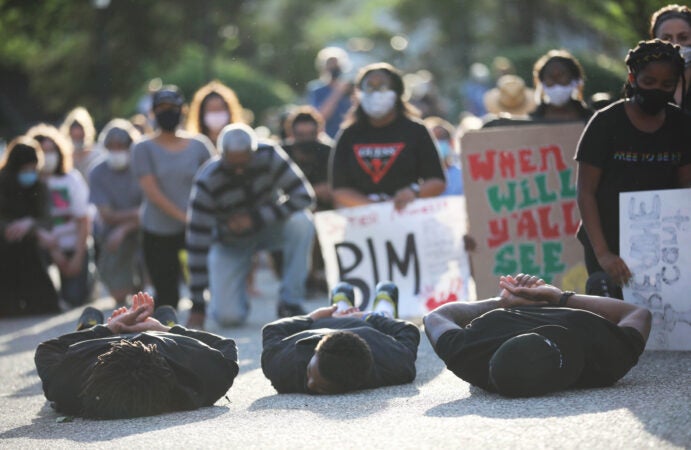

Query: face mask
left=155, top=109, right=181, bottom=132
left=542, top=80, right=578, bottom=107
left=203, top=111, right=230, bottom=132
left=43, top=153, right=59, bottom=173
left=107, top=151, right=130, bottom=170
left=680, top=45, right=691, bottom=67
left=634, top=87, right=674, bottom=115
left=437, top=141, right=451, bottom=159
left=18, top=171, right=38, bottom=187
left=359, top=90, right=397, bottom=119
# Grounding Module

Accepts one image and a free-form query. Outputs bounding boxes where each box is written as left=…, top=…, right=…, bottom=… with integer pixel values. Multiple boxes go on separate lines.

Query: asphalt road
left=1, top=266, right=689, bottom=449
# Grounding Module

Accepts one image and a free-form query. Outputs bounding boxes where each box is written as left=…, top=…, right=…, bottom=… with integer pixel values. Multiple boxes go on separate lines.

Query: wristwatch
left=409, top=183, right=420, bottom=197
left=558, top=291, right=576, bottom=307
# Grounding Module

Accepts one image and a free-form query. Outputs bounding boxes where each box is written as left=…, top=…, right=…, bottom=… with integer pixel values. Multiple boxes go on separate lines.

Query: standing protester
left=27, top=124, right=93, bottom=307
left=60, top=107, right=103, bottom=179
left=186, top=124, right=315, bottom=328
left=0, top=137, right=60, bottom=315
left=329, top=62, right=446, bottom=212
left=132, top=85, right=213, bottom=309
left=650, top=4, right=691, bottom=113
left=530, top=50, right=593, bottom=123
left=575, top=40, right=691, bottom=298
left=89, top=119, right=143, bottom=307
left=186, top=80, right=245, bottom=150
left=307, top=46, right=353, bottom=139
left=424, top=273, right=651, bottom=397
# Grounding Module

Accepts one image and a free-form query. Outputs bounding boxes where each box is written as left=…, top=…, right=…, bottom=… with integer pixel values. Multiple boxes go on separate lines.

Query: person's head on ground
left=151, top=85, right=185, bottom=133
left=187, top=80, right=244, bottom=141
left=218, top=123, right=257, bottom=175
left=345, top=62, right=419, bottom=127
left=26, top=123, right=73, bottom=176
left=533, top=49, right=586, bottom=109
left=80, top=340, right=178, bottom=419
left=650, top=4, right=691, bottom=49
left=59, top=106, right=96, bottom=154
left=489, top=325, right=585, bottom=397
left=97, top=118, right=141, bottom=171
left=624, top=39, right=685, bottom=115
left=0, top=136, right=44, bottom=188
left=306, top=331, right=373, bottom=394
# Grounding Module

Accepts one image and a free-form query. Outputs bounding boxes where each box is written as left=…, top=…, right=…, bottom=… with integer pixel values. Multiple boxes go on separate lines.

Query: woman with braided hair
left=575, top=39, right=691, bottom=298
left=650, top=4, right=691, bottom=113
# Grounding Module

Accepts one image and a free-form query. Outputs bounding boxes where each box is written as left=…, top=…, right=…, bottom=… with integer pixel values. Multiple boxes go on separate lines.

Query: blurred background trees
left=0, top=0, right=672, bottom=138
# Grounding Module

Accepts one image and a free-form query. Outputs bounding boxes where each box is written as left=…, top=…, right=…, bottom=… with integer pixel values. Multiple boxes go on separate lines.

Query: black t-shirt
left=330, top=115, right=445, bottom=196
left=284, top=141, right=331, bottom=210
left=434, top=306, right=645, bottom=392
left=575, top=100, right=691, bottom=253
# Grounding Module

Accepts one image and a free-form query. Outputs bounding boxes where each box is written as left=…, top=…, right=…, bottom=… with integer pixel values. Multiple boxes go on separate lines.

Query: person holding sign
left=424, top=273, right=651, bottom=397
left=329, top=62, right=446, bottom=211
left=575, top=40, right=691, bottom=297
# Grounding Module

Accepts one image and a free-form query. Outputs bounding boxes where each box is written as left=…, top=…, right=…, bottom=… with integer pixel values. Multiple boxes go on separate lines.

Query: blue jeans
left=208, top=210, right=314, bottom=326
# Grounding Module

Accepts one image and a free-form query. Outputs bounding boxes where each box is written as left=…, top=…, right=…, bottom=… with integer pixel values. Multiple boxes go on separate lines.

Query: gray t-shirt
left=132, top=136, right=212, bottom=234
left=88, top=160, right=143, bottom=238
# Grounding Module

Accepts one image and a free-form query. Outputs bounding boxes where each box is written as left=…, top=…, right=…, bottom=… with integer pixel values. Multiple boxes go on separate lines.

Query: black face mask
left=634, top=87, right=673, bottom=115
left=155, top=109, right=181, bottom=132
left=329, top=67, right=342, bottom=81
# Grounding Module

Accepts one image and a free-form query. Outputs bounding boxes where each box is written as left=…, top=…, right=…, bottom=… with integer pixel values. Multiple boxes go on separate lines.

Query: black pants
left=142, top=230, right=185, bottom=309
left=578, top=228, right=623, bottom=299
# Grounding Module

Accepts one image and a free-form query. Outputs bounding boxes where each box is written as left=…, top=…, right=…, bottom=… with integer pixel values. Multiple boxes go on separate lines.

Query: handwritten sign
left=314, top=196, right=473, bottom=318
left=620, top=188, right=691, bottom=351
left=461, top=124, right=588, bottom=298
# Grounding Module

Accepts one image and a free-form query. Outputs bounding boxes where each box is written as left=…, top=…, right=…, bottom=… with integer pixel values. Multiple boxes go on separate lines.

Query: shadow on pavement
left=0, top=404, right=230, bottom=442
left=249, top=382, right=419, bottom=420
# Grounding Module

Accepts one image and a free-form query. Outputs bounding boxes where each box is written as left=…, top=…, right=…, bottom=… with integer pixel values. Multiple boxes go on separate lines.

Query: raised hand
left=332, top=306, right=365, bottom=319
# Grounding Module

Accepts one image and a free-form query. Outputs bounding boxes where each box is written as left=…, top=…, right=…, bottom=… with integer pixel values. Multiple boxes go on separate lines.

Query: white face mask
left=680, top=45, right=691, bottom=67
left=107, top=151, right=130, bottom=170
left=359, top=90, right=397, bottom=119
left=203, top=111, right=230, bottom=132
left=542, top=80, right=579, bottom=107
left=42, top=152, right=59, bottom=173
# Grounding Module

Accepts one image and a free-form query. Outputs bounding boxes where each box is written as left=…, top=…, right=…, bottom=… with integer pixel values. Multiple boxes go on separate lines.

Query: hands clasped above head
left=106, top=292, right=170, bottom=334
left=498, top=273, right=562, bottom=307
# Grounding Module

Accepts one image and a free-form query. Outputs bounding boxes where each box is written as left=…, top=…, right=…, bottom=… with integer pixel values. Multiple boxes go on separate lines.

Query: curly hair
left=80, top=340, right=179, bottom=419
left=285, top=105, right=325, bottom=134
left=315, top=331, right=373, bottom=393
left=342, top=62, right=420, bottom=128
left=26, top=123, right=73, bottom=175
left=186, top=80, right=244, bottom=137
left=532, top=49, right=586, bottom=100
left=624, top=39, right=685, bottom=100
left=650, top=4, right=691, bottom=38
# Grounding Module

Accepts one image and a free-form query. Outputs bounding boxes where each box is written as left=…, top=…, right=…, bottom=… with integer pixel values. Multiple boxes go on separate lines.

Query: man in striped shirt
left=186, top=124, right=316, bottom=328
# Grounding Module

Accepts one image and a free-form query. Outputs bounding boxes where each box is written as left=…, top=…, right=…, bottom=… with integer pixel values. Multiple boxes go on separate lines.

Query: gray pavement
left=1, top=266, right=689, bottom=449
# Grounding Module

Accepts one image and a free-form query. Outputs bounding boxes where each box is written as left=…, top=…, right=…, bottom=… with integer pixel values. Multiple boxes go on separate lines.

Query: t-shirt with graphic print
left=330, top=115, right=445, bottom=197
left=47, top=169, right=90, bottom=251
left=575, top=99, right=691, bottom=254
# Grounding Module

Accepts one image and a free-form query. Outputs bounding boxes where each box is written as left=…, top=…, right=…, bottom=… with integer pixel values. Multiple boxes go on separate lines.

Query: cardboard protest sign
left=620, top=188, right=691, bottom=351
left=314, top=196, right=473, bottom=318
left=461, top=123, right=587, bottom=299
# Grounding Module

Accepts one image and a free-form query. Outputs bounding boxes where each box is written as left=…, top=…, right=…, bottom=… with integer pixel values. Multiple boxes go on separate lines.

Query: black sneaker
left=330, top=282, right=355, bottom=310
left=76, top=306, right=104, bottom=331
left=373, top=281, right=399, bottom=319
left=153, top=305, right=178, bottom=327
left=277, top=302, right=307, bottom=318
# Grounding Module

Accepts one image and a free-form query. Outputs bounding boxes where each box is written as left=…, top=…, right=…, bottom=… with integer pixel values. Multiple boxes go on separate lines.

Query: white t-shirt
left=47, top=170, right=89, bottom=251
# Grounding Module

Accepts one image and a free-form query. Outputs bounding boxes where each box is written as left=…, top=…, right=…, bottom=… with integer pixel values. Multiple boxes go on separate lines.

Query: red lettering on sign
left=468, top=150, right=496, bottom=181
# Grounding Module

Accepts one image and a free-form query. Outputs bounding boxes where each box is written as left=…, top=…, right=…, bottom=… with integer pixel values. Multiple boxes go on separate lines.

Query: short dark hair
left=80, top=340, right=178, bottom=419
left=650, top=4, right=691, bottom=38
left=533, top=49, right=585, bottom=86
left=286, top=105, right=324, bottom=133
left=315, top=331, right=373, bottom=393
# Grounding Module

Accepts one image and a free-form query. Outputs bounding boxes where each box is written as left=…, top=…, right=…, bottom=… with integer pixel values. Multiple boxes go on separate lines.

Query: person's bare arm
left=677, top=164, right=691, bottom=188
left=332, top=187, right=376, bottom=208
left=423, top=298, right=504, bottom=349
left=576, top=161, right=631, bottom=284
left=139, top=174, right=186, bottom=223
left=97, top=205, right=140, bottom=227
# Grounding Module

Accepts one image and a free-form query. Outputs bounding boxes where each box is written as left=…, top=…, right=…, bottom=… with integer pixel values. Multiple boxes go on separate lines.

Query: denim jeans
left=208, top=210, right=314, bottom=326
